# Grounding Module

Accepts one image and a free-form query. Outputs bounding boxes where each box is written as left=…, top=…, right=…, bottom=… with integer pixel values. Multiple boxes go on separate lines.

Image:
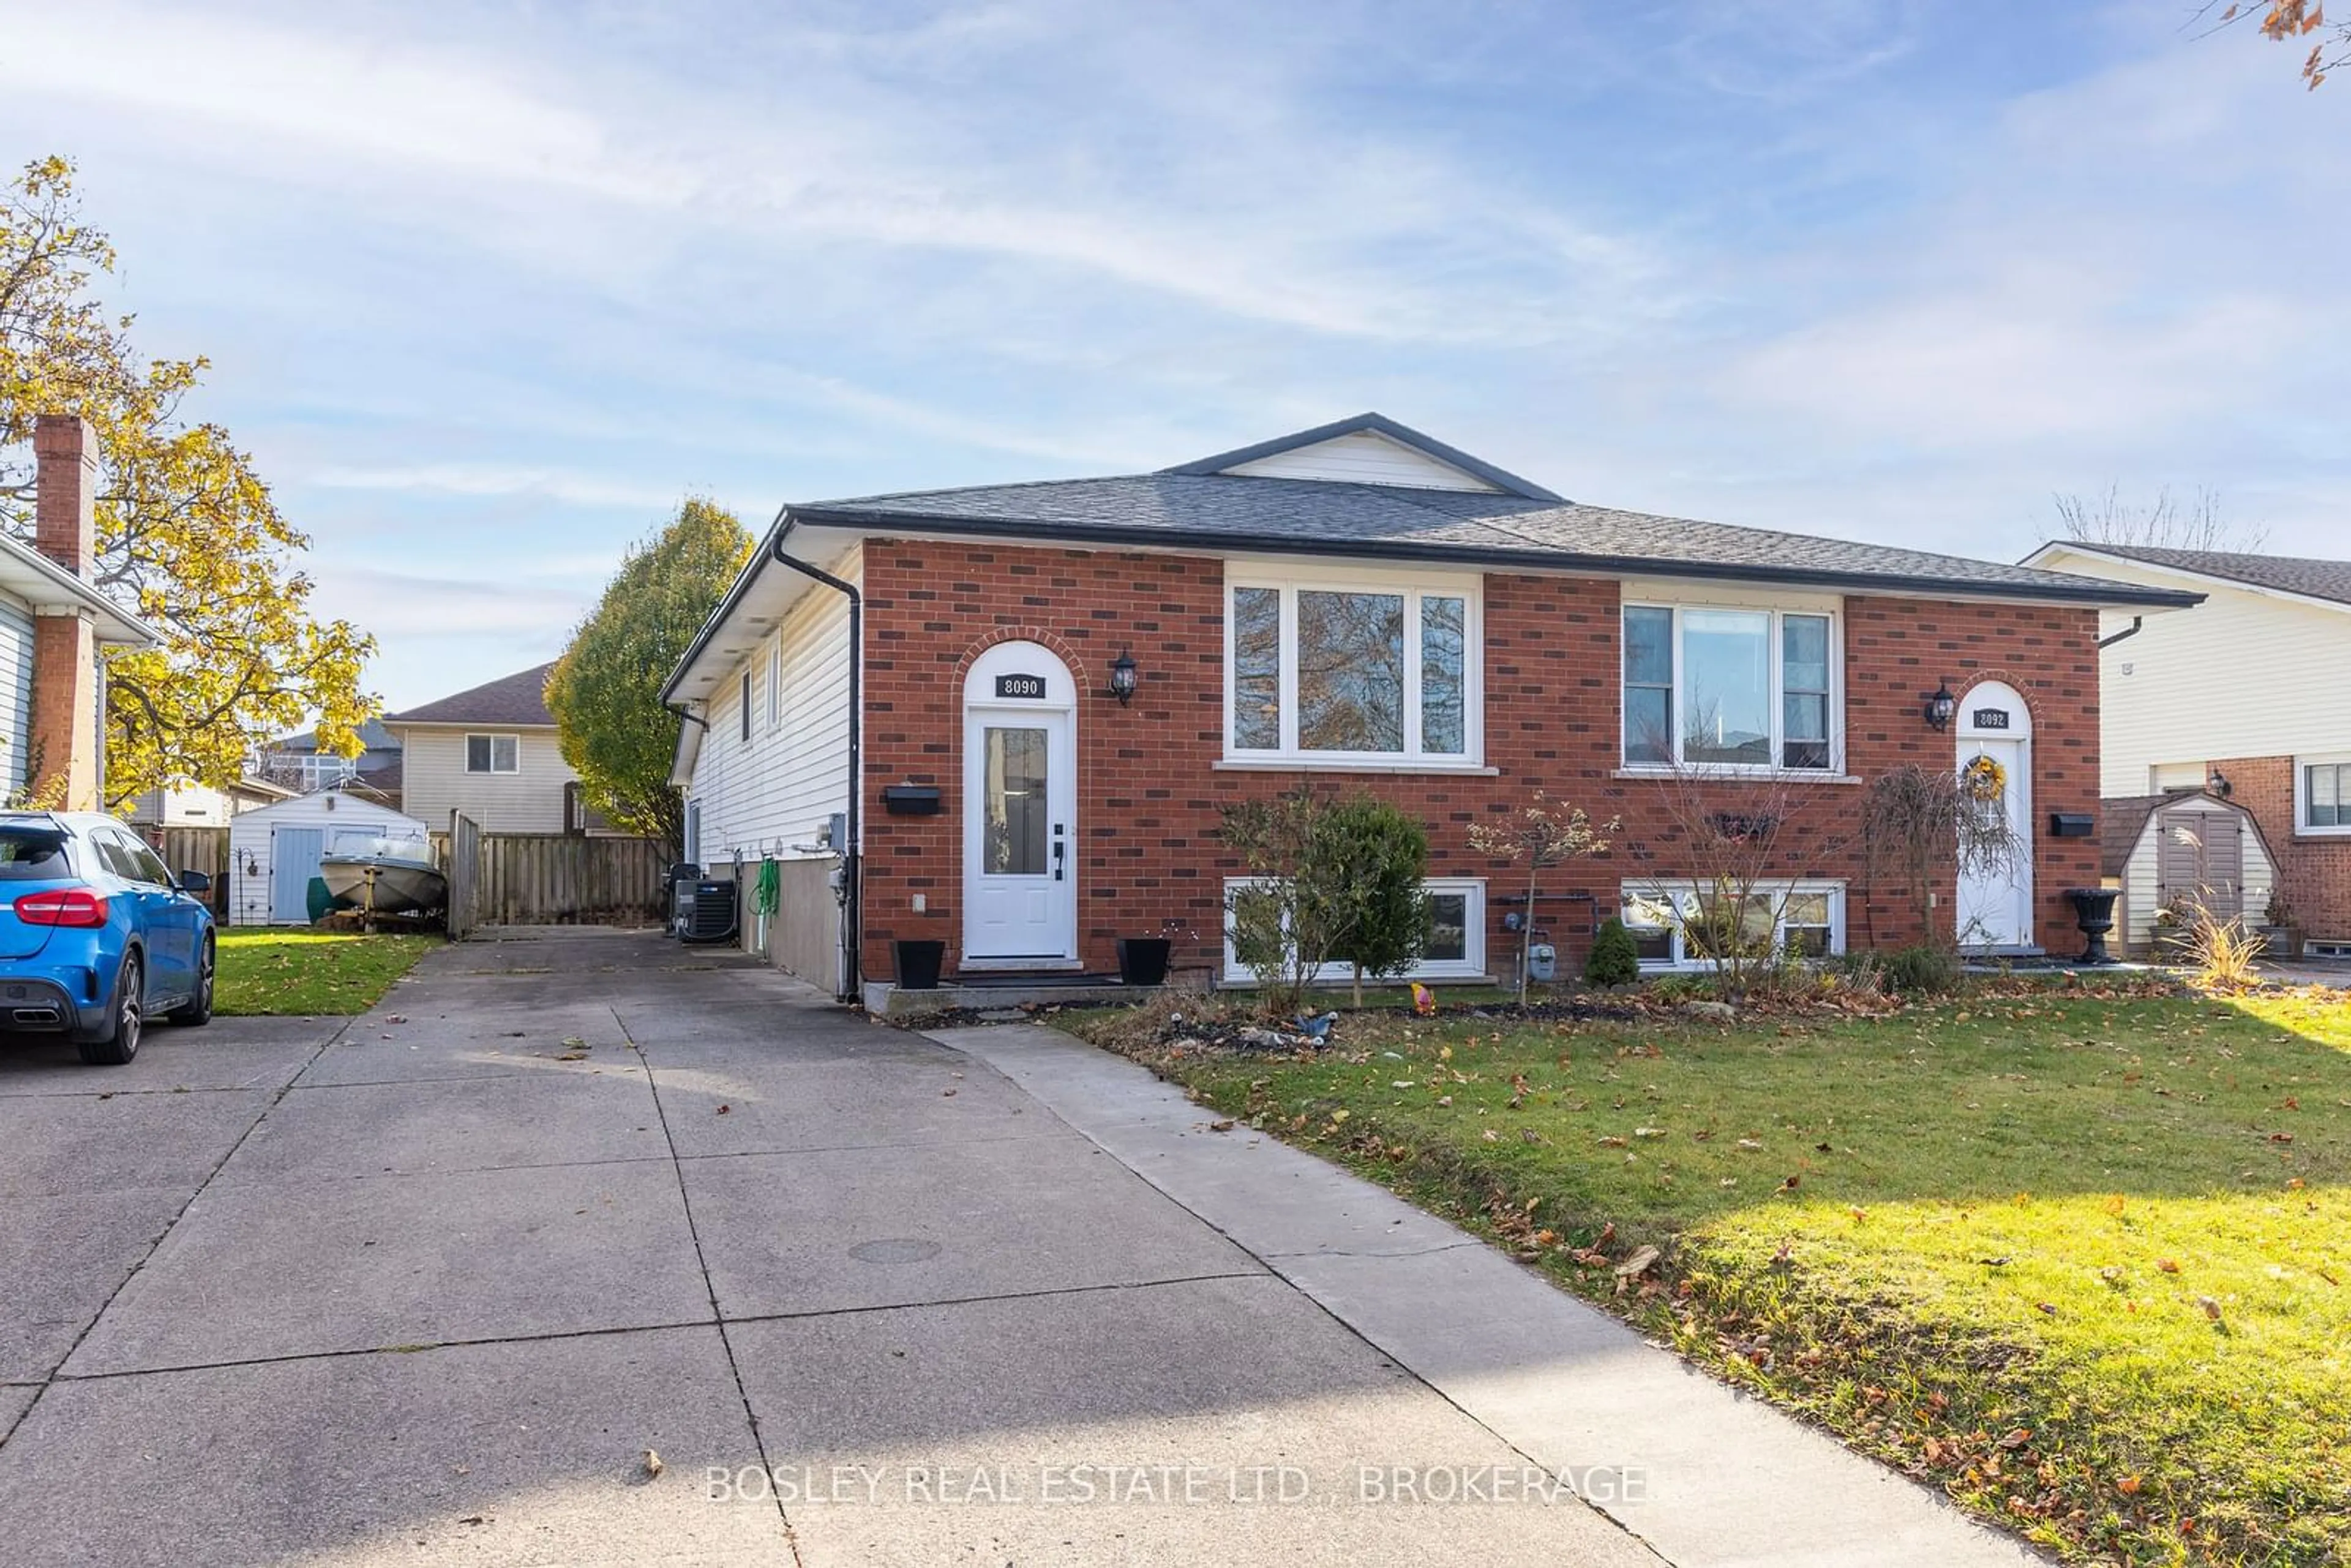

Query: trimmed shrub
left=1584, top=917, right=1641, bottom=987
left=1881, top=945, right=1962, bottom=996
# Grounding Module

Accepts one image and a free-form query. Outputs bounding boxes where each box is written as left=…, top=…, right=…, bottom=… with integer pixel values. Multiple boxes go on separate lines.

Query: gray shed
left=2102, top=790, right=2277, bottom=956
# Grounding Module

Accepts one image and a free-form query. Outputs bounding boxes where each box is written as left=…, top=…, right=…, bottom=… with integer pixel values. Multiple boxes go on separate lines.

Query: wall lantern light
left=1108, top=647, right=1138, bottom=706
left=1922, top=681, right=1957, bottom=731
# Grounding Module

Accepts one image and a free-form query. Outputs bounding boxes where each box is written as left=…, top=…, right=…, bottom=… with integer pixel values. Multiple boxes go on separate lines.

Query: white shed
left=2104, top=790, right=2278, bottom=956
left=227, top=791, right=433, bottom=926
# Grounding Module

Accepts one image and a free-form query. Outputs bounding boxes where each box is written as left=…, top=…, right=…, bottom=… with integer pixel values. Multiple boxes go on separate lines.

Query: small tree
left=1320, top=795, right=1431, bottom=1006
left=1468, top=792, right=1619, bottom=1005
left=1219, top=788, right=1341, bottom=1017
left=1861, top=764, right=2024, bottom=951
left=1628, top=751, right=1845, bottom=989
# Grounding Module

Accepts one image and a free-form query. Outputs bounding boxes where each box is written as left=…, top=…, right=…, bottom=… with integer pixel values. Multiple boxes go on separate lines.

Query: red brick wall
left=857, top=542, right=2104, bottom=981
left=2200, top=755, right=2351, bottom=940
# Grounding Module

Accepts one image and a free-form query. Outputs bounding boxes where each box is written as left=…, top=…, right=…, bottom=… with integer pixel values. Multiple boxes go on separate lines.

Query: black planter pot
left=2064, top=887, right=2121, bottom=966
left=1116, top=938, right=1172, bottom=988
left=893, top=939, right=945, bottom=991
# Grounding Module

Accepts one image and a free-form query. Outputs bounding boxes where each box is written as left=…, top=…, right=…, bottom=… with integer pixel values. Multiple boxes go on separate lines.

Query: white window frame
left=2294, top=753, right=2351, bottom=836
left=765, top=640, right=785, bottom=733
left=1223, top=565, right=1484, bottom=769
left=465, top=733, right=520, bottom=775
left=1618, top=879, right=1846, bottom=972
left=1220, top=876, right=1487, bottom=985
left=1619, top=594, right=1844, bottom=777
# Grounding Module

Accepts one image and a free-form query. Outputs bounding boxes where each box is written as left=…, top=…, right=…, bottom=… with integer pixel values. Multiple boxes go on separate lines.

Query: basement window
left=1220, top=877, right=1486, bottom=985
left=1619, top=882, right=1843, bottom=971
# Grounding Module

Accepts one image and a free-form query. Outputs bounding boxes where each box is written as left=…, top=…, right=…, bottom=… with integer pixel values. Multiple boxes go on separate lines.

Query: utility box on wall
left=2049, top=812, right=2094, bottom=838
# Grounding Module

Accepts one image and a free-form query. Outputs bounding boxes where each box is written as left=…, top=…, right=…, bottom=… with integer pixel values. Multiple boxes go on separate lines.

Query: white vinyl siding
left=0, top=599, right=31, bottom=792
left=394, top=726, right=576, bottom=834
left=1220, top=430, right=1502, bottom=492
left=685, top=546, right=861, bottom=867
left=2035, top=547, right=2351, bottom=798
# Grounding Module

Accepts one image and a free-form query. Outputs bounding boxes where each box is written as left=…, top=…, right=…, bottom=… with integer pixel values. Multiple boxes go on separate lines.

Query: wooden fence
left=152, top=826, right=230, bottom=914
left=438, top=820, right=667, bottom=933
left=444, top=812, right=481, bottom=939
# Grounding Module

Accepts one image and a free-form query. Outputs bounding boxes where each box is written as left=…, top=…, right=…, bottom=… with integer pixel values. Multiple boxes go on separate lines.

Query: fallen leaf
left=1612, top=1245, right=1661, bottom=1278
left=716, top=1105, right=730, bottom=1116
left=2157, top=1258, right=2181, bottom=1274
left=643, top=1449, right=665, bottom=1479
left=2197, top=1296, right=2224, bottom=1321
left=2117, top=1475, right=2142, bottom=1496
left=1208, top=1119, right=1235, bottom=1132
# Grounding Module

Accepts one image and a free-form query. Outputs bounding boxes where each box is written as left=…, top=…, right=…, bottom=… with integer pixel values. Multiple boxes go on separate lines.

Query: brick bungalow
left=663, top=415, right=2199, bottom=999
left=10, top=417, right=162, bottom=807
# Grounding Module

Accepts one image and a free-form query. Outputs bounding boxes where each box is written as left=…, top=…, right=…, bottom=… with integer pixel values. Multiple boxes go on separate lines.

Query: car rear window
left=0, top=829, right=71, bottom=880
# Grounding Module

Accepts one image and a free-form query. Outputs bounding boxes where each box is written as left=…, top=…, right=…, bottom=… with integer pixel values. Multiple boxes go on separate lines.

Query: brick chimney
left=27, top=415, right=102, bottom=809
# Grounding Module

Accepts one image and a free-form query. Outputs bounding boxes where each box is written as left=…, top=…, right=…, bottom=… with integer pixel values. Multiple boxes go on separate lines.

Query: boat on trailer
left=318, top=827, right=446, bottom=915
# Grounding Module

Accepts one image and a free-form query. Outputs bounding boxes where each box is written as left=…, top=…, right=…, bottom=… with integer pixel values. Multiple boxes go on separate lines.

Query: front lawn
left=214, top=929, right=440, bottom=1016
left=1071, top=986, right=2351, bottom=1565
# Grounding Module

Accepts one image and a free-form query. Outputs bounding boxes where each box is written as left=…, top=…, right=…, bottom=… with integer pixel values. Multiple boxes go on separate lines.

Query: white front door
left=962, top=644, right=1078, bottom=963
left=1954, top=682, right=2033, bottom=949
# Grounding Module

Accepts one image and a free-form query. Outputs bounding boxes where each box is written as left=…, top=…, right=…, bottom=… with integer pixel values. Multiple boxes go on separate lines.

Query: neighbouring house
left=124, top=774, right=296, bottom=829
left=255, top=715, right=404, bottom=802
left=2102, top=790, right=2278, bottom=957
left=383, top=662, right=589, bottom=836
left=227, top=790, right=433, bottom=926
left=10, top=417, right=162, bottom=806
left=663, top=413, right=2200, bottom=999
left=2024, top=541, right=2351, bottom=956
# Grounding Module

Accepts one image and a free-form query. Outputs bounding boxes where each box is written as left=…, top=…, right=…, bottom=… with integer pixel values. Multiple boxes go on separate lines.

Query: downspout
left=764, top=522, right=863, bottom=1005
left=2098, top=616, right=2143, bottom=650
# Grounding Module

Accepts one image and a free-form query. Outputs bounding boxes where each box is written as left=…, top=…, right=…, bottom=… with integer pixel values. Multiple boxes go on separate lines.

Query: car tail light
left=15, top=887, right=109, bottom=928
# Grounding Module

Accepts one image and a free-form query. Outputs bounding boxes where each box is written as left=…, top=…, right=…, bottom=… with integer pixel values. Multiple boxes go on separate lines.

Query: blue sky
left=6, top=1, right=2344, bottom=709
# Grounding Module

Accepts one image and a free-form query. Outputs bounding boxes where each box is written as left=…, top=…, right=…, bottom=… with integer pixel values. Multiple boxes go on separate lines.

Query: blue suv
left=0, top=811, right=216, bottom=1065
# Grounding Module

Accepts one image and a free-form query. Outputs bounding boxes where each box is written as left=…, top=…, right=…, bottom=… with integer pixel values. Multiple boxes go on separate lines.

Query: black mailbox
left=2048, top=812, right=2094, bottom=838
left=882, top=784, right=943, bottom=816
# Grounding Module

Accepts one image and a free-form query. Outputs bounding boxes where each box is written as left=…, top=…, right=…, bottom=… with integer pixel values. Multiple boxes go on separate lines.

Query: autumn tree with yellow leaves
left=0, top=156, right=374, bottom=806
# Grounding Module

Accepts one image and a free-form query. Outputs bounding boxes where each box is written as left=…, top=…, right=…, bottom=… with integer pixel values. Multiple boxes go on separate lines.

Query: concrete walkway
left=929, top=1023, right=2044, bottom=1568
left=0, top=931, right=1665, bottom=1566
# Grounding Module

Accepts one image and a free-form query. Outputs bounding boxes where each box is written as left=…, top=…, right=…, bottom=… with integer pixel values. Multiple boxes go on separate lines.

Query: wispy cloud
left=307, top=464, right=692, bottom=512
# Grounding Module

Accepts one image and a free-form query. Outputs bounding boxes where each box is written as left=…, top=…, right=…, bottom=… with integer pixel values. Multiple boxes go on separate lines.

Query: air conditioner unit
left=680, top=878, right=739, bottom=945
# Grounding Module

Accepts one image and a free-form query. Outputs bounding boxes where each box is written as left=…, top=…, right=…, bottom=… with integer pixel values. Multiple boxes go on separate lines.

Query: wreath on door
left=1961, top=754, right=2008, bottom=803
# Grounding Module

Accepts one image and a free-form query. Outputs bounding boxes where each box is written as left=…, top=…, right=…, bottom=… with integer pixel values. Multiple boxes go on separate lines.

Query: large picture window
left=1221, top=877, right=1487, bottom=985
left=1622, top=603, right=1839, bottom=772
left=1619, top=882, right=1843, bottom=970
left=1226, top=572, right=1480, bottom=765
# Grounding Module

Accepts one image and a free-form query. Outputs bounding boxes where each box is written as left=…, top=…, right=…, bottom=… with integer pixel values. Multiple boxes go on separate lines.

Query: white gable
left=1220, top=430, right=1503, bottom=492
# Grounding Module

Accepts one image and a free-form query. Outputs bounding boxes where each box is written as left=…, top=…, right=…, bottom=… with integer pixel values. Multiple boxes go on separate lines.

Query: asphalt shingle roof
left=2064, top=544, right=2351, bottom=608
left=789, top=474, right=2200, bottom=607
left=385, top=662, right=558, bottom=727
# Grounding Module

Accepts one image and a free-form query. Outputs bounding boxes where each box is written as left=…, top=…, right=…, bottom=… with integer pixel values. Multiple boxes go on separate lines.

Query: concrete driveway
left=0, top=931, right=1664, bottom=1567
